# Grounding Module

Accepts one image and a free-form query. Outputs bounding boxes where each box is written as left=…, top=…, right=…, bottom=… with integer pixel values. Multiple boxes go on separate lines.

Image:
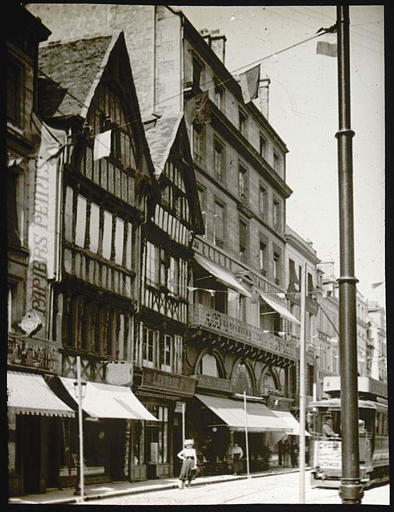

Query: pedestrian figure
left=322, top=414, right=338, bottom=438
left=227, top=442, right=243, bottom=475
left=290, top=438, right=298, bottom=467
left=177, top=439, right=198, bottom=489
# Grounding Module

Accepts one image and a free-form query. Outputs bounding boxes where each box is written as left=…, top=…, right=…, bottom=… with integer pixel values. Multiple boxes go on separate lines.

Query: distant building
left=284, top=226, right=320, bottom=405
left=367, top=302, right=387, bottom=382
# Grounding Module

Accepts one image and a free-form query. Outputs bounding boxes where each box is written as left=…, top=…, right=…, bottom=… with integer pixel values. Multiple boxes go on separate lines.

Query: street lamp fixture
left=73, top=356, right=86, bottom=502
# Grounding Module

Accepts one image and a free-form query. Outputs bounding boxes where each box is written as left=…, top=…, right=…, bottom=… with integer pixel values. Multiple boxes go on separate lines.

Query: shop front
left=7, top=371, right=75, bottom=496
left=192, top=393, right=290, bottom=476
left=134, top=367, right=197, bottom=480
left=47, top=376, right=158, bottom=488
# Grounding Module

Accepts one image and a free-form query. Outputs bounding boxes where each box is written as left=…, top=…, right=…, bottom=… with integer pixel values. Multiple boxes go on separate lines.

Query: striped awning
left=271, top=410, right=310, bottom=436
left=196, top=394, right=288, bottom=432
left=7, top=372, right=75, bottom=417
left=59, top=377, right=158, bottom=421
left=194, top=254, right=251, bottom=297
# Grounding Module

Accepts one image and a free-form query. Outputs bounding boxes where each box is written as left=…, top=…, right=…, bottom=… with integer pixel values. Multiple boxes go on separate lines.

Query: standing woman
left=177, top=439, right=198, bottom=489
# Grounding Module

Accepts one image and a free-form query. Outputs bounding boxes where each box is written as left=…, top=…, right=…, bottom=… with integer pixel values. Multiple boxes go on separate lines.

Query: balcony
left=8, top=332, right=61, bottom=374
left=189, top=304, right=297, bottom=359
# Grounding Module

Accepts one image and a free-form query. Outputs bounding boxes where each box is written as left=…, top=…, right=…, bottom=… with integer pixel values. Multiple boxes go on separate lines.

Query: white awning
left=59, top=377, right=158, bottom=421
left=194, top=254, right=251, bottom=297
left=7, top=372, right=75, bottom=418
left=259, top=291, right=300, bottom=325
left=271, top=410, right=310, bottom=436
left=196, top=394, right=288, bottom=432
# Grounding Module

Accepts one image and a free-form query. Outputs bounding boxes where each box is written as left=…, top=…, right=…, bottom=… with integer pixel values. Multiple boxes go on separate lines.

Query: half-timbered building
left=132, top=115, right=204, bottom=479
left=33, top=31, right=158, bottom=488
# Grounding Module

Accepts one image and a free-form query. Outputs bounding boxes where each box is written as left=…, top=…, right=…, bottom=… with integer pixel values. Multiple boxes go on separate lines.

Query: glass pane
left=89, top=203, right=100, bottom=254
left=114, top=218, right=125, bottom=265
left=64, top=187, right=73, bottom=242
left=75, top=195, right=87, bottom=247
left=102, top=211, right=112, bottom=260
left=125, top=223, right=133, bottom=270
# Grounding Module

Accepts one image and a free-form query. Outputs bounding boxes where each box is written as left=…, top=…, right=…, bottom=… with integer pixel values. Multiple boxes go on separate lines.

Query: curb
left=9, top=468, right=307, bottom=505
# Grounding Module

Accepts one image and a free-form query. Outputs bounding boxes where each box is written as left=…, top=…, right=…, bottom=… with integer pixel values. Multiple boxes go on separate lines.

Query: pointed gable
left=38, top=31, right=156, bottom=192
left=145, top=115, right=204, bottom=235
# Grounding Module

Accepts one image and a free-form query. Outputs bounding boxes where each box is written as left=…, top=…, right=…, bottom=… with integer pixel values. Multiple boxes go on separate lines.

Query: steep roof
left=38, top=34, right=114, bottom=118
left=144, top=115, right=183, bottom=177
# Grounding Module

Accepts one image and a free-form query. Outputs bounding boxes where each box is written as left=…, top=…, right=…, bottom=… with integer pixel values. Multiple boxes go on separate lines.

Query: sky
left=177, top=5, right=385, bottom=301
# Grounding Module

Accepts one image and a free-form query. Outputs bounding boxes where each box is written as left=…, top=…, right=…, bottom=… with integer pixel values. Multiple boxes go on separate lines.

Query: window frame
left=213, top=137, right=225, bottom=183
left=214, top=199, right=225, bottom=248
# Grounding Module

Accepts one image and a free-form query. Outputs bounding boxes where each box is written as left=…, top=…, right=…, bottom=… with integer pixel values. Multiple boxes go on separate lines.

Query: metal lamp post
left=73, top=356, right=87, bottom=503
left=336, top=5, right=363, bottom=504
left=298, top=262, right=307, bottom=503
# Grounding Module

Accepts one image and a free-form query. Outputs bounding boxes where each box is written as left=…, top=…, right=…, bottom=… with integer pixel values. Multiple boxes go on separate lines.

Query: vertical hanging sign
left=26, top=120, right=66, bottom=337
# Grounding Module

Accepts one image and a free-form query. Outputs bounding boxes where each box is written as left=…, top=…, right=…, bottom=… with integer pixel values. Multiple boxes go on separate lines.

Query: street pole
left=336, top=5, right=363, bottom=505
left=77, top=356, right=85, bottom=503
left=182, top=402, right=185, bottom=447
left=243, top=390, right=250, bottom=478
left=298, top=262, right=306, bottom=503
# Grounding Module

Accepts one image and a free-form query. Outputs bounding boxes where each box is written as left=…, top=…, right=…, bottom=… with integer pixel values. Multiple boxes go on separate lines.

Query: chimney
left=258, top=77, right=270, bottom=119
left=199, top=28, right=226, bottom=64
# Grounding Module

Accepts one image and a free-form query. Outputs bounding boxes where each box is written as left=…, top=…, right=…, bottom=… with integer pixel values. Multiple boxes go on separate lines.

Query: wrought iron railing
left=189, top=304, right=297, bottom=359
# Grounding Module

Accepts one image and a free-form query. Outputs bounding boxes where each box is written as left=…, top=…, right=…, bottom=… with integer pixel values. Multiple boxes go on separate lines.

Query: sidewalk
left=8, top=466, right=303, bottom=505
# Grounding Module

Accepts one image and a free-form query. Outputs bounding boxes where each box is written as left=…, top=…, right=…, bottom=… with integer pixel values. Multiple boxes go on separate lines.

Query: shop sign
left=105, top=361, right=133, bottom=386
left=142, top=367, right=196, bottom=396
left=317, top=440, right=342, bottom=469
left=8, top=333, right=61, bottom=373
left=26, top=121, right=66, bottom=337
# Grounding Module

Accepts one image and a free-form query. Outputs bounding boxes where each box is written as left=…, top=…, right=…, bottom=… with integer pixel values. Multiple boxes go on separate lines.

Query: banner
left=26, top=120, right=66, bottom=337
left=239, top=64, right=261, bottom=103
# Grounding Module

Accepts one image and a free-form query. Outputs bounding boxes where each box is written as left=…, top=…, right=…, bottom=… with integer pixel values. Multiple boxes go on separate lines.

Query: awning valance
left=259, top=291, right=300, bottom=325
left=7, top=372, right=75, bottom=418
left=196, top=394, right=288, bottom=432
left=271, top=410, right=310, bottom=436
left=194, top=254, right=251, bottom=297
left=59, top=377, right=158, bottom=421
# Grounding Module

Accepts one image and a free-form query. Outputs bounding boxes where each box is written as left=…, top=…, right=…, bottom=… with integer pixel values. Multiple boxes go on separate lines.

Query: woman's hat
left=184, top=439, right=194, bottom=446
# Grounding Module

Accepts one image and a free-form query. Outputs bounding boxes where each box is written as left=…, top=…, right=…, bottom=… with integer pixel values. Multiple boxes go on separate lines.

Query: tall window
left=192, top=125, right=204, bottom=163
left=273, top=152, right=280, bottom=172
left=197, top=184, right=206, bottom=235
left=160, top=334, right=173, bottom=371
left=192, top=57, right=203, bottom=90
left=7, top=58, right=22, bottom=127
left=146, top=242, right=158, bottom=286
left=273, top=198, right=280, bottom=230
left=259, top=241, right=267, bottom=275
left=102, top=211, right=113, bottom=260
left=259, top=185, right=266, bottom=219
left=238, top=163, right=248, bottom=200
left=214, top=201, right=225, bottom=248
left=214, top=82, right=224, bottom=110
left=239, top=219, right=247, bottom=261
left=214, top=139, right=225, bottom=183
left=259, top=134, right=266, bottom=157
left=273, top=252, right=280, bottom=284
left=142, top=327, right=157, bottom=367
left=239, top=109, right=247, bottom=137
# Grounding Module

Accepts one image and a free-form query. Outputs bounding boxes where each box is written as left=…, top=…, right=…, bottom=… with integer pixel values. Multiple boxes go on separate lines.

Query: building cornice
left=209, top=101, right=292, bottom=198
left=178, top=12, right=288, bottom=153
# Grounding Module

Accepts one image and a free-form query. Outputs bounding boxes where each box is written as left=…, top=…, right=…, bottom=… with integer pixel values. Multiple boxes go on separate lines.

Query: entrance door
left=20, top=415, right=41, bottom=494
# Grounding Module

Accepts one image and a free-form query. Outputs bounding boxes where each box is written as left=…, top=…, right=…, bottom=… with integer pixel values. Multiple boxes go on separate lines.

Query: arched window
left=231, top=362, right=254, bottom=395
left=260, top=369, right=277, bottom=395
left=198, top=353, right=221, bottom=377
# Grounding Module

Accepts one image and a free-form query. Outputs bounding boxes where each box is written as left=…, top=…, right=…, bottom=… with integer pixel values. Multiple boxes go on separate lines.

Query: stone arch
left=230, top=357, right=256, bottom=396
left=258, top=365, right=281, bottom=395
left=194, top=347, right=225, bottom=378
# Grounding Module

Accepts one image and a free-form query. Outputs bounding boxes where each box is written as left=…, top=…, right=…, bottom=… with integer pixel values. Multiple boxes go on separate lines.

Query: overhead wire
left=35, top=25, right=335, bottom=153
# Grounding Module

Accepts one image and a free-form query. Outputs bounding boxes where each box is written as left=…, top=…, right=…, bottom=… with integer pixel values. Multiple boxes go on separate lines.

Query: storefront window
left=146, top=405, right=169, bottom=464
